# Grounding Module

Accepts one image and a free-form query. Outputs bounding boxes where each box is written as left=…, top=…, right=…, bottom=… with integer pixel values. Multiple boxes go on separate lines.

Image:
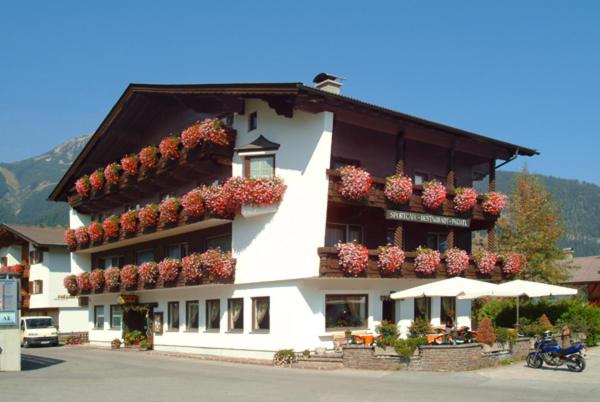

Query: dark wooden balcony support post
left=394, top=131, right=406, bottom=249
left=394, top=224, right=404, bottom=249
left=487, top=159, right=497, bottom=251
left=447, top=229, right=455, bottom=249
left=488, top=159, right=496, bottom=192
left=446, top=147, right=456, bottom=192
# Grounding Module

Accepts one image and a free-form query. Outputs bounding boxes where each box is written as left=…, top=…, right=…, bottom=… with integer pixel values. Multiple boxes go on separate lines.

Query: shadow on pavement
left=21, top=354, right=65, bottom=371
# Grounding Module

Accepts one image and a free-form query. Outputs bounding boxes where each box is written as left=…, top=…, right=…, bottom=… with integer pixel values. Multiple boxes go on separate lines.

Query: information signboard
left=0, top=279, right=19, bottom=326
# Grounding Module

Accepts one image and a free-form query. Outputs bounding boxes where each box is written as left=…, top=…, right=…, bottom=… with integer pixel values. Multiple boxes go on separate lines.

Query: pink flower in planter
left=473, top=250, right=498, bottom=275
left=87, top=222, right=104, bottom=243
left=421, top=180, right=447, bottom=210
left=445, top=248, right=470, bottom=276
left=75, top=227, right=90, bottom=248
left=336, top=242, right=369, bottom=277
left=76, top=272, right=92, bottom=292
left=158, top=258, right=180, bottom=283
left=158, top=197, right=181, bottom=224
left=90, top=269, right=105, bottom=290
left=63, top=275, right=78, bottom=293
left=414, top=246, right=441, bottom=275
left=482, top=192, right=508, bottom=215
left=181, top=188, right=205, bottom=217
left=138, top=204, right=159, bottom=229
left=120, top=264, right=138, bottom=288
left=75, top=176, right=91, bottom=198
left=221, top=176, right=250, bottom=212
left=120, top=211, right=138, bottom=234
left=201, top=249, right=235, bottom=279
left=182, top=253, right=203, bottom=283
left=384, top=174, right=413, bottom=205
left=159, top=135, right=181, bottom=161
left=64, top=229, right=77, bottom=251
left=138, top=262, right=159, bottom=286
left=200, top=184, right=235, bottom=219
left=120, top=154, right=139, bottom=176
left=139, top=146, right=159, bottom=170
left=104, top=162, right=121, bottom=185
left=104, top=267, right=121, bottom=290
left=181, top=121, right=202, bottom=150
left=377, top=244, right=405, bottom=274
left=501, top=252, right=526, bottom=275
left=199, top=118, right=232, bottom=146
left=337, top=165, right=372, bottom=200
left=89, top=169, right=105, bottom=192
left=102, top=215, right=120, bottom=239
left=453, top=187, right=478, bottom=213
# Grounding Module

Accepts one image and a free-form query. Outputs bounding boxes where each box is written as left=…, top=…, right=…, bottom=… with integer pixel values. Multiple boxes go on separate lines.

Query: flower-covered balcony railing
left=326, top=168, right=507, bottom=224
left=63, top=250, right=235, bottom=296
left=68, top=119, right=236, bottom=214
left=318, top=244, right=525, bottom=281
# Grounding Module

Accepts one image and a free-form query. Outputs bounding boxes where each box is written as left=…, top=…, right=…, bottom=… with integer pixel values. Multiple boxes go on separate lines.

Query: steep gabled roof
left=564, top=256, right=600, bottom=284
left=0, top=224, right=66, bottom=247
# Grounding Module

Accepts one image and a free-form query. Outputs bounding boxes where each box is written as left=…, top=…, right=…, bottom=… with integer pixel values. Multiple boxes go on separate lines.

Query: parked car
left=20, top=316, right=59, bottom=347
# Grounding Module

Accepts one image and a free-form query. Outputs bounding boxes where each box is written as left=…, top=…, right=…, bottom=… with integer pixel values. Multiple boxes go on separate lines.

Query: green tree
left=497, top=169, right=570, bottom=283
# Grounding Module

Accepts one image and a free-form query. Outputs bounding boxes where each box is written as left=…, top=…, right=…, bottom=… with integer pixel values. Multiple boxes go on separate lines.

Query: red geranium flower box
left=87, top=222, right=104, bottom=243
left=120, top=211, right=138, bottom=234
left=138, top=262, right=159, bottom=286
left=159, top=197, right=181, bottom=224
left=159, top=135, right=181, bottom=161
left=337, top=165, right=372, bottom=200
left=102, top=215, right=120, bottom=239
left=182, top=253, right=203, bottom=283
left=422, top=180, right=447, bottom=210
left=64, top=229, right=77, bottom=251
left=181, top=188, right=205, bottom=217
left=120, top=154, right=139, bottom=176
left=138, top=204, right=159, bottom=229
left=76, top=272, right=92, bottom=292
left=75, top=176, right=91, bottom=198
left=377, top=244, right=405, bottom=274
left=75, top=227, right=90, bottom=248
left=120, top=264, right=138, bottom=288
left=336, top=242, right=369, bottom=277
left=104, top=162, right=121, bottom=185
left=201, top=249, right=235, bottom=279
left=199, top=118, right=231, bottom=146
left=90, top=269, right=105, bottom=290
left=158, top=258, right=180, bottom=283
left=139, top=145, right=159, bottom=170
left=63, top=275, right=78, bottom=293
left=104, top=267, right=121, bottom=290
left=89, top=169, right=105, bottom=192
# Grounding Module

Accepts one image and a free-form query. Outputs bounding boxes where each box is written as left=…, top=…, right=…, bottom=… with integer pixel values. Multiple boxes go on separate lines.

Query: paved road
left=1, top=346, right=599, bottom=402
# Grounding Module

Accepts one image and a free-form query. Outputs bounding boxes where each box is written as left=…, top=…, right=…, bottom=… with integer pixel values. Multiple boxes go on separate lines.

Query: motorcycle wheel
left=527, top=355, right=543, bottom=368
left=566, top=355, right=585, bottom=372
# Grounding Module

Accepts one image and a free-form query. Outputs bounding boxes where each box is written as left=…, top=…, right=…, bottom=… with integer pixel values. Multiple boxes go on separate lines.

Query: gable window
left=426, top=232, right=448, bottom=253
left=244, top=155, right=274, bottom=178
left=94, top=305, right=105, bottom=329
left=110, top=305, right=122, bottom=329
left=168, top=301, right=180, bottom=331
left=248, top=112, right=257, bottom=132
left=206, top=234, right=232, bottom=252
left=252, top=297, right=270, bottom=332
left=228, top=298, right=244, bottom=331
left=325, top=224, right=363, bottom=247
left=325, top=294, right=368, bottom=331
left=136, top=250, right=155, bottom=265
left=206, top=299, right=220, bottom=331
left=414, top=297, right=431, bottom=322
left=29, top=250, right=44, bottom=264
left=166, top=243, right=188, bottom=259
left=31, top=280, right=43, bottom=294
left=186, top=300, right=199, bottom=332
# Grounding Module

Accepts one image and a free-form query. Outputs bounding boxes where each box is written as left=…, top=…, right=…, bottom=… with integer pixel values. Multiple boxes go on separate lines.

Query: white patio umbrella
left=390, top=277, right=499, bottom=299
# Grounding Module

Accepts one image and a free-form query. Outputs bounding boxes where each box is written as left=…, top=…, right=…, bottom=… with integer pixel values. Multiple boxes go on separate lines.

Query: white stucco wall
left=231, top=99, right=333, bottom=284
left=69, top=209, right=91, bottom=275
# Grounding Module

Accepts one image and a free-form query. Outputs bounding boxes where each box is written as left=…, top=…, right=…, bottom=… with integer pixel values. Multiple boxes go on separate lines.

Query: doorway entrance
left=121, top=303, right=156, bottom=348
left=382, top=297, right=396, bottom=323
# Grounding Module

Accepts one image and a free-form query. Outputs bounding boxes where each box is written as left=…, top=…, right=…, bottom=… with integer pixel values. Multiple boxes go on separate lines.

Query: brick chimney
left=312, top=72, right=343, bottom=95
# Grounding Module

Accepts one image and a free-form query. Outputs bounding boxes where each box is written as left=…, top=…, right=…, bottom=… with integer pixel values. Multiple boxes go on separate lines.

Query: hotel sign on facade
left=385, top=210, right=470, bottom=228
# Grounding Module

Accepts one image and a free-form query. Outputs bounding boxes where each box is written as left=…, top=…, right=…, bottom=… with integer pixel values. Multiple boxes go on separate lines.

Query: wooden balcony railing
left=326, top=169, right=496, bottom=223
left=318, top=247, right=504, bottom=281
left=68, top=142, right=234, bottom=214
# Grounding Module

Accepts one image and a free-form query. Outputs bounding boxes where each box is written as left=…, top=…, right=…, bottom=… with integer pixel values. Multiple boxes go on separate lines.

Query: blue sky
left=1, top=1, right=599, bottom=184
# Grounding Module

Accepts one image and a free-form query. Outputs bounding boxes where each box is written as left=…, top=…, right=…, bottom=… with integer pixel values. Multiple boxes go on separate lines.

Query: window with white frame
left=206, top=299, right=220, bottom=330
left=325, top=294, right=368, bottom=330
left=110, top=305, right=122, bottom=329
left=94, top=305, right=105, bottom=329
left=135, top=249, right=155, bottom=265
left=186, top=300, right=199, bottom=331
left=426, top=232, right=448, bottom=253
left=252, top=297, right=270, bottom=331
left=245, top=155, right=274, bottom=178
left=228, top=298, right=244, bottom=331
left=168, top=301, right=179, bottom=331
left=206, top=234, right=231, bottom=252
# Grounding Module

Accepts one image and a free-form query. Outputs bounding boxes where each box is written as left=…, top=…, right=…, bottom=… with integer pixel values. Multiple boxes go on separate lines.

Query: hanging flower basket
left=104, top=162, right=121, bottom=185
left=64, top=229, right=77, bottom=251
left=501, top=252, right=526, bottom=275
left=473, top=250, right=498, bottom=275
left=120, top=264, right=138, bottom=288
left=159, top=135, right=181, bottom=161
left=377, top=244, right=405, bottom=274
left=158, top=258, right=181, bottom=283
left=421, top=180, right=447, bottom=210
left=201, top=184, right=235, bottom=219
left=482, top=192, right=508, bottom=216
left=75, top=176, right=91, bottom=198
left=181, top=188, right=205, bottom=217
left=87, top=222, right=104, bottom=243
left=181, top=121, right=203, bottom=150
left=336, top=242, right=369, bottom=277
left=120, top=210, right=138, bottom=234
left=199, top=118, right=231, bottom=146
left=76, top=272, right=92, bottom=293
left=120, top=154, right=140, bottom=176
left=139, top=145, right=160, bottom=170
left=337, top=165, right=372, bottom=200
left=201, top=249, right=235, bottom=279
left=414, top=246, right=441, bottom=275
left=104, top=267, right=121, bottom=290
left=445, top=248, right=469, bottom=276
left=138, top=204, right=159, bottom=229
left=453, top=187, right=478, bottom=213
left=138, top=262, right=159, bottom=286
left=384, top=174, right=413, bottom=205
left=182, top=253, right=203, bottom=283
left=102, top=215, right=120, bottom=239
left=89, top=169, right=105, bottom=192
left=75, top=227, right=90, bottom=248
left=63, top=275, right=78, bottom=294
left=159, top=197, right=181, bottom=225
left=90, top=269, right=105, bottom=291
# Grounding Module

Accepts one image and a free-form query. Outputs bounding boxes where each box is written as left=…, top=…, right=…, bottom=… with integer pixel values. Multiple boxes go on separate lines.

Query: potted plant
left=414, top=246, right=441, bottom=275
left=453, top=187, right=478, bottom=213
left=104, top=267, right=121, bottom=291
left=139, top=145, right=159, bottom=170
left=119, top=210, right=138, bottom=235
left=138, top=204, right=159, bottom=229
left=444, top=247, right=469, bottom=276
left=421, top=180, right=446, bottom=210
left=201, top=249, right=235, bottom=279
left=87, top=222, right=104, bottom=244
left=111, top=338, right=122, bottom=349
left=335, top=242, right=369, bottom=277
left=377, top=244, right=405, bottom=274
left=138, top=262, right=159, bottom=287
left=182, top=253, right=203, bottom=284
left=501, top=252, right=526, bottom=275
left=63, top=275, right=78, bottom=294
left=76, top=272, right=92, bottom=293
left=159, top=197, right=181, bottom=225
left=181, top=121, right=203, bottom=150
left=158, top=135, right=181, bottom=160
left=64, top=229, right=77, bottom=251
left=199, top=118, right=231, bottom=146
left=120, top=154, right=139, bottom=176
left=75, top=227, right=90, bottom=248
left=241, top=177, right=287, bottom=217
left=384, top=174, right=413, bottom=205
left=75, top=175, right=91, bottom=198
left=120, top=264, right=138, bottom=289
left=337, top=165, right=372, bottom=200
left=102, top=215, right=120, bottom=239
left=482, top=192, right=508, bottom=216
left=90, top=269, right=105, bottom=291
left=89, top=169, right=105, bottom=193
left=104, top=162, right=121, bottom=185
left=473, top=250, right=498, bottom=275
left=158, top=258, right=181, bottom=283
left=181, top=188, right=205, bottom=217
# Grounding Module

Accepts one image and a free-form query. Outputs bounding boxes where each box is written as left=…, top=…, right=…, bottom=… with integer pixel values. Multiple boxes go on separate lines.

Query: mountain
left=0, top=135, right=90, bottom=227
left=1, top=136, right=599, bottom=256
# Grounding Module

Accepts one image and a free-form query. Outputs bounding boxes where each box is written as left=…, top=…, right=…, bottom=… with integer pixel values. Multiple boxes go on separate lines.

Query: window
left=441, top=297, right=456, bottom=327
left=110, top=305, right=122, bottom=329
left=167, top=243, right=188, bottom=259
left=100, top=255, right=125, bottom=269
left=331, top=157, right=360, bottom=170
left=94, top=305, right=105, bottom=329
left=248, top=112, right=257, bottom=131
left=206, top=299, right=220, bottom=330
left=31, top=280, right=43, bottom=294
left=426, top=232, right=448, bottom=253
left=136, top=250, right=155, bottom=265
left=252, top=297, right=270, bottom=331
left=325, top=224, right=363, bottom=247
left=168, top=302, right=180, bottom=331
left=228, top=298, right=244, bottom=331
left=0, top=256, right=7, bottom=267
left=385, top=228, right=396, bottom=245
left=244, top=155, right=274, bottom=178
left=414, top=172, right=428, bottom=186
left=29, top=250, right=43, bottom=264
left=414, top=297, right=431, bottom=322
left=206, top=234, right=232, bottom=252
left=186, top=301, right=199, bottom=331
left=325, top=294, right=368, bottom=330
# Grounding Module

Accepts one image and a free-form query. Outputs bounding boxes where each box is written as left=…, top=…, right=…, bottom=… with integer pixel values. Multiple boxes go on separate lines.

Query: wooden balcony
left=326, top=169, right=496, bottom=225
left=68, top=142, right=234, bottom=214
left=318, top=247, right=504, bottom=281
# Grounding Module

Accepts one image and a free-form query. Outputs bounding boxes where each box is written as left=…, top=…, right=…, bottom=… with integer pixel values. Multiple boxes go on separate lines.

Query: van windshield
left=26, top=318, right=54, bottom=329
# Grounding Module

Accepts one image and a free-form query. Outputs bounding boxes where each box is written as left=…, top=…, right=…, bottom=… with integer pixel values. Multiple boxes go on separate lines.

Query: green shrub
left=302, top=349, right=310, bottom=358
left=494, top=327, right=517, bottom=344
left=408, top=318, right=432, bottom=338
left=394, top=337, right=427, bottom=357
left=139, top=339, right=149, bottom=350
left=561, top=302, right=600, bottom=347
left=375, top=320, right=400, bottom=347
left=273, top=349, right=297, bottom=366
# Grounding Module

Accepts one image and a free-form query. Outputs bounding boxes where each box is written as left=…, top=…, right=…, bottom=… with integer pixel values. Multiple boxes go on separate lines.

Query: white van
left=20, top=316, right=59, bottom=347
